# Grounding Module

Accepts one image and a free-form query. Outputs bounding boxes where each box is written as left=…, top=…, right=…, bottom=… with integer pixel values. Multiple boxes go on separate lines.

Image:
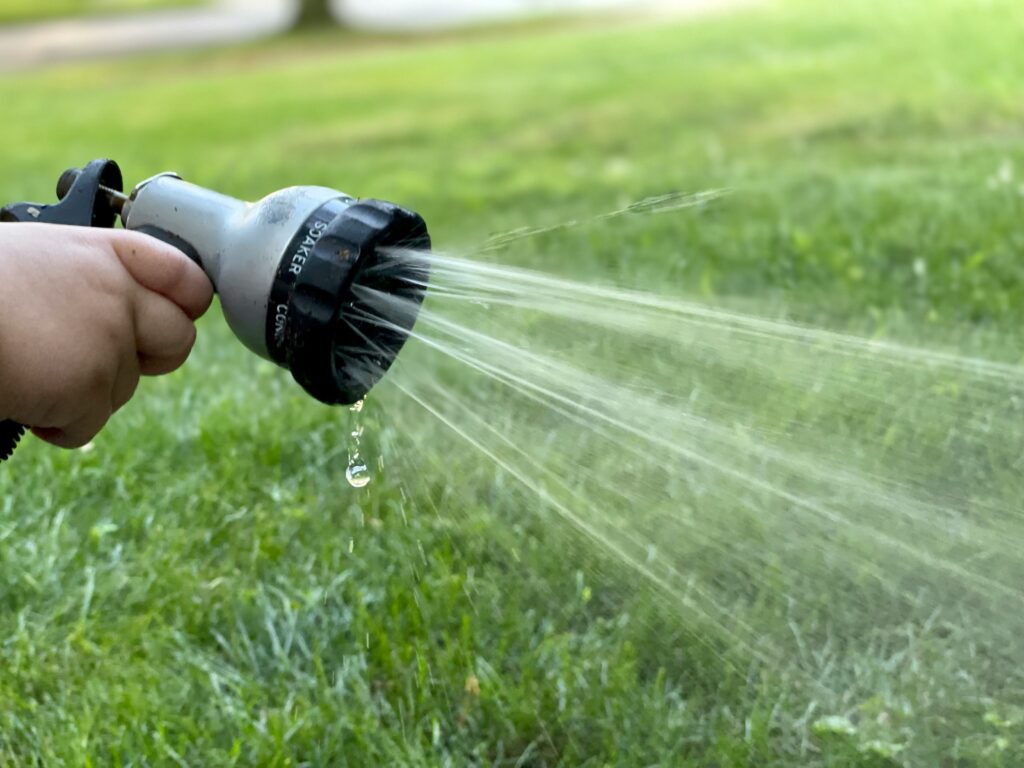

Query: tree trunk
left=293, top=0, right=337, bottom=28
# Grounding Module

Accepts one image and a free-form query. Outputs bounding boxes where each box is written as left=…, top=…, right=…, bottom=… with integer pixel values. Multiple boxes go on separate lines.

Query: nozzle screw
left=57, top=167, right=129, bottom=215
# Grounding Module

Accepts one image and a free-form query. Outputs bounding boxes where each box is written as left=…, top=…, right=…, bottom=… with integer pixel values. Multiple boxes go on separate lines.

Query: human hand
left=0, top=223, right=213, bottom=448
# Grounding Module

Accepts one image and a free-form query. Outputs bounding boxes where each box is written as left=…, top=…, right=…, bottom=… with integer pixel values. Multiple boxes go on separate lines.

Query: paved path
left=0, top=0, right=748, bottom=73
left=0, top=0, right=289, bottom=72
left=345, top=0, right=749, bottom=30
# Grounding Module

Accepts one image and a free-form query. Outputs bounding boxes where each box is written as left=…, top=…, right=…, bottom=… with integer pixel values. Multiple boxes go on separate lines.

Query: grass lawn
left=1, top=0, right=1024, bottom=764
left=0, top=0, right=205, bottom=25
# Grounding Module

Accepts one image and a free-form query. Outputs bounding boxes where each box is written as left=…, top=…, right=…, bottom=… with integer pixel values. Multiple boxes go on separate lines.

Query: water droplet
left=346, top=398, right=371, bottom=488
left=346, top=462, right=371, bottom=488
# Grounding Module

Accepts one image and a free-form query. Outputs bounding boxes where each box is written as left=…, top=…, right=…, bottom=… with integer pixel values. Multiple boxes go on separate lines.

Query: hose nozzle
left=279, top=199, right=431, bottom=405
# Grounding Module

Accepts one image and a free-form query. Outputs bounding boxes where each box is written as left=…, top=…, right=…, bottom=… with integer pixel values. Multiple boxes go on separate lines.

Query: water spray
left=0, top=159, right=431, bottom=460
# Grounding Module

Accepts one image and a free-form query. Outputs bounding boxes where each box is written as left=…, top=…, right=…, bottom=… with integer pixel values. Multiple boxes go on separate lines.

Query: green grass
left=2, top=0, right=1024, bottom=764
left=0, top=0, right=204, bottom=25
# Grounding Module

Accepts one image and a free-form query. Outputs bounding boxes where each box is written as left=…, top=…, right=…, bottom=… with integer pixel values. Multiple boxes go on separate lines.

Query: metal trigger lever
left=0, top=159, right=124, bottom=228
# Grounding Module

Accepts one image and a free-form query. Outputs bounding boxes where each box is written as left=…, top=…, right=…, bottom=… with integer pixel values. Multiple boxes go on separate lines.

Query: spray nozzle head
left=279, top=199, right=430, bottom=405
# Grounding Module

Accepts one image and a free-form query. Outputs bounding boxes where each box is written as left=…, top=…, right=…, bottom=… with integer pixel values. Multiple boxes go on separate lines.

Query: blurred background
left=0, top=0, right=740, bottom=69
left=3, top=0, right=1024, bottom=765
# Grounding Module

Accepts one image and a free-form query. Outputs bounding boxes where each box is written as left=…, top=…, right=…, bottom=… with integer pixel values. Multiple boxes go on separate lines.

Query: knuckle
left=85, top=365, right=116, bottom=402
left=85, top=256, right=131, bottom=301
left=157, top=245, right=190, bottom=289
left=164, top=319, right=197, bottom=362
left=71, top=349, right=120, bottom=403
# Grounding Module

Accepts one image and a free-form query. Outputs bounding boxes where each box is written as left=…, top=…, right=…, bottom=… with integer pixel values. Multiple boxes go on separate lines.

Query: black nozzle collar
left=267, top=198, right=430, bottom=405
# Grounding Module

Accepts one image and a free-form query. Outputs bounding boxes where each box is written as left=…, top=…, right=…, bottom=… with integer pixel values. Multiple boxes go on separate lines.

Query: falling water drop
left=346, top=398, right=371, bottom=488
left=346, top=463, right=371, bottom=489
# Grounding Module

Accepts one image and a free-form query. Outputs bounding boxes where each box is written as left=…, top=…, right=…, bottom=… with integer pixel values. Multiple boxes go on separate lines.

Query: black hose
left=0, top=420, right=25, bottom=461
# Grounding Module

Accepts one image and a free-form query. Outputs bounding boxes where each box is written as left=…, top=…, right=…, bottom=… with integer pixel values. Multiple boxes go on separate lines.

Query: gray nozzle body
left=119, top=169, right=430, bottom=406
left=123, top=174, right=351, bottom=359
